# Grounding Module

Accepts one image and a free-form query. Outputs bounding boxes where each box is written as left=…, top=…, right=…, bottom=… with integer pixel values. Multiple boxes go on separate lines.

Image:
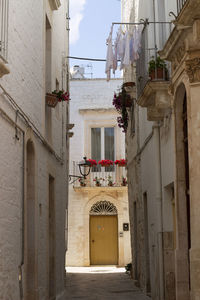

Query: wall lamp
left=69, top=157, right=92, bottom=183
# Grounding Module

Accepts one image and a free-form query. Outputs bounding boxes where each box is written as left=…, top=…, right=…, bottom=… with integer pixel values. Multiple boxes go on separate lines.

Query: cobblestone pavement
left=65, top=266, right=151, bottom=300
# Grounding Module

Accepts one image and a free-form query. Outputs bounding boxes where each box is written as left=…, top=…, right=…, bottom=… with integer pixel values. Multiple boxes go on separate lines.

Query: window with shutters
left=91, top=127, right=115, bottom=172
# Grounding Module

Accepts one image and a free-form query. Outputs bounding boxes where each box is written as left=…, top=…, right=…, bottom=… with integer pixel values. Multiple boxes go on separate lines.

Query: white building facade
left=0, top=1, right=69, bottom=299
left=121, top=1, right=176, bottom=299
left=122, top=0, right=200, bottom=299
left=66, top=74, right=132, bottom=267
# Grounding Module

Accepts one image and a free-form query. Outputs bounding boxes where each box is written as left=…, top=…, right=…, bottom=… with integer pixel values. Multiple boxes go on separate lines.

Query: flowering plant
left=93, top=176, right=102, bottom=186
left=112, top=93, right=122, bottom=112
left=87, top=159, right=97, bottom=166
left=52, top=90, right=70, bottom=102
left=121, top=176, right=127, bottom=186
left=114, top=159, right=127, bottom=167
left=98, top=159, right=113, bottom=167
left=79, top=178, right=86, bottom=187
left=107, top=175, right=114, bottom=186
left=112, top=91, right=132, bottom=111
left=113, top=87, right=130, bottom=133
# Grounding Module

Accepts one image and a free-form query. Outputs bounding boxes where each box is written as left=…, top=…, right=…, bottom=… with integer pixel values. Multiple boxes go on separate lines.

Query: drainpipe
left=19, top=130, right=25, bottom=300
left=153, top=122, right=164, bottom=300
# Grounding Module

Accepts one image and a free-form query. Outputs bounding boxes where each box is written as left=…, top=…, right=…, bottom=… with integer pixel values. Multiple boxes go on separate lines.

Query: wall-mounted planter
left=46, top=93, right=58, bottom=108
left=149, top=68, right=168, bottom=80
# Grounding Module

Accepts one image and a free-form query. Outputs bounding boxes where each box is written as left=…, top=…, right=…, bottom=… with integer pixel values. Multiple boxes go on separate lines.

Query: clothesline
left=105, top=24, right=143, bottom=81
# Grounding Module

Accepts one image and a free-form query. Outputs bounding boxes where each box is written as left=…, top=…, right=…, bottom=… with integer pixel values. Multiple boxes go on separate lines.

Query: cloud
left=70, top=0, right=86, bottom=45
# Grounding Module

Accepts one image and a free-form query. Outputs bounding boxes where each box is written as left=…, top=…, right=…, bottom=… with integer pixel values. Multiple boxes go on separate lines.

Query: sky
left=69, top=0, right=122, bottom=79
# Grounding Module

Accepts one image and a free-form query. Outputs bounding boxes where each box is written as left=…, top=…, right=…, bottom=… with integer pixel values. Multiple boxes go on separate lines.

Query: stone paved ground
left=65, top=267, right=151, bottom=300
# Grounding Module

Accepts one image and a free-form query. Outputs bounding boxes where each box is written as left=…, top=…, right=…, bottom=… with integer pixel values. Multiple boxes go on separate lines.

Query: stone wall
left=0, top=0, right=69, bottom=299
left=66, top=78, right=132, bottom=267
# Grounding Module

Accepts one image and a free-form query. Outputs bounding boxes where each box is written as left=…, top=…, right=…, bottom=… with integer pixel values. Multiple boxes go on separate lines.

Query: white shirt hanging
left=105, top=26, right=114, bottom=81
left=123, top=30, right=131, bottom=68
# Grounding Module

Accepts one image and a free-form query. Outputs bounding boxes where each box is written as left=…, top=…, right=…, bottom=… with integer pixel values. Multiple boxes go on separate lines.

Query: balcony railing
left=136, top=22, right=172, bottom=99
left=71, top=161, right=127, bottom=188
left=0, top=0, right=9, bottom=61
left=177, top=0, right=188, bottom=15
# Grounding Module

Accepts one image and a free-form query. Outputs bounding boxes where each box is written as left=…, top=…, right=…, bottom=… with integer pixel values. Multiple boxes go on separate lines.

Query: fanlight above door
left=90, top=201, right=117, bottom=215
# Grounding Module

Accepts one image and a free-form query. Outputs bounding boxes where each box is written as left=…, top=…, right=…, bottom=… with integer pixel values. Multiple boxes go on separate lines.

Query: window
left=0, top=0, right=9, bottom=61
left=91, top=127, right=115, bottom=172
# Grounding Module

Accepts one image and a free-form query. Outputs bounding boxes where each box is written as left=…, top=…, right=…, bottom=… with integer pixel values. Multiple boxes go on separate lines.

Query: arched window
left=90, top=201, right=117, bottom=215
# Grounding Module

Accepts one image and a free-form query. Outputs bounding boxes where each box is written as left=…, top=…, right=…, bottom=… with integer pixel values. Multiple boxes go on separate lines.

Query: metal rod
left=68, top=56, right=107, bottom=62
left=112, top=21, right=172, bottom=26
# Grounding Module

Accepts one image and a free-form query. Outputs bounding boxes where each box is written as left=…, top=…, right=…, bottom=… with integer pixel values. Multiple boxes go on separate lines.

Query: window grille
left=90, top=201, right=117, bottom=215
left=0, top=0, right=9, bottom=61
left=177, top=0, right=188, bottom=15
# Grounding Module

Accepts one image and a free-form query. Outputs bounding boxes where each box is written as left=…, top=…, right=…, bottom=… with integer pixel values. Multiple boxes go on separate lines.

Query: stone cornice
left=185, top=57, right=200, bottom=83
left=79, top=108, right=116, bottom=114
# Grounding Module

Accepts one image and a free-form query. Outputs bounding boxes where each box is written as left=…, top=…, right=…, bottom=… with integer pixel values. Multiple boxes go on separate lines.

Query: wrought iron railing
left=177, top=0, right=188, bottom=15
left=136, top=22, right=172, bottom=99
left=71, top=161, right=127, bottom=188
left=0, top=0, right=9, bottom=61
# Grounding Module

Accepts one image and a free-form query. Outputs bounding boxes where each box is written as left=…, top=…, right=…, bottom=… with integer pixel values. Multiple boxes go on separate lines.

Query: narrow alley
left=65, top=267, right=150, bottom=300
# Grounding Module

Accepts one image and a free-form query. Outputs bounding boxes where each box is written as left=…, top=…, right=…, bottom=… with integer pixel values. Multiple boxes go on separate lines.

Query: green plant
left=125, top=263, right=132, bottom=274
left=93, top=177, right=102, bottom=186
left=52, top=90, right=70, bottom=102
left=116, top=87, right=129, bottom=133
left=148, top=56, right=167, bottom=73
left=121, top=176, right=127, bottom=186
left=79, top=178, right=86, bottom=187
left=107, top=176, right=113, bottom=186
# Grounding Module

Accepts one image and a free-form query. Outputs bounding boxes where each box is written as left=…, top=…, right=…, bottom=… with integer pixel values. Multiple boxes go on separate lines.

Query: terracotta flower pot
left=122, top=82, right=135, bottom=88
left=149, top=68, right=167, bottom=80
left=46, top=93, right=58, bottom=108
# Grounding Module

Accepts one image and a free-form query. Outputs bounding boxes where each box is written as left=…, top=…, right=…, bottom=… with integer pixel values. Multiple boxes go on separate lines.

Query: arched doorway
left=90, top=201, right=118, bottom=265
left=25, top=140, right=37, bottom=300
left=174, top=83, right=190, bottom=296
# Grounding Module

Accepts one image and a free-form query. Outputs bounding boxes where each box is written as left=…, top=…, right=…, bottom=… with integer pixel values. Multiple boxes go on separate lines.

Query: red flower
left=87, top=159, right=97, bottom=166
left=114, top=159, right=127, bottom=167
left=98, top=159, right=113, bottom=167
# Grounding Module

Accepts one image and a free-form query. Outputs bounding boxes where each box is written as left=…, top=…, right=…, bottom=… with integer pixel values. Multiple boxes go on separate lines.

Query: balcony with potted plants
left=136, top=23, right=172, bottom=121
left=71, top=158, right=128, bottom=190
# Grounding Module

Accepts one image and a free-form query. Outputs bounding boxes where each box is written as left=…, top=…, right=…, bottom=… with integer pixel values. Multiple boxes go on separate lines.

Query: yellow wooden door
left=90, top=215, right=118, bottom=265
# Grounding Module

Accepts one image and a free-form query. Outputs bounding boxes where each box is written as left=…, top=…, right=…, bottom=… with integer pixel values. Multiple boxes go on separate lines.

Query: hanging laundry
left=105, top=24, right=143, bottom=81
left=113, top=29, right=120, bottom=74
left=132, top=26, right=142, bottom=61
left=123, top=30, right=131, bottom=68
left=105, top=26, right=114, bottom=81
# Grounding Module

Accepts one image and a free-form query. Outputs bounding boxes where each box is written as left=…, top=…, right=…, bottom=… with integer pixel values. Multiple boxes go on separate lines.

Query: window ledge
left=49, top=0, right=61, bottom=10
left=0, top=58, right=10, bottom=78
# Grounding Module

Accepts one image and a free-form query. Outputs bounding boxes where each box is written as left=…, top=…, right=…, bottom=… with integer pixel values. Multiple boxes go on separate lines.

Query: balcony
left=177, top=0, right=188, bottom=16
left=71, top=162, right=127, bottom=189
left=136, top=23, right=172, bottom=120
left=136, top=23, right=172, bottom=100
